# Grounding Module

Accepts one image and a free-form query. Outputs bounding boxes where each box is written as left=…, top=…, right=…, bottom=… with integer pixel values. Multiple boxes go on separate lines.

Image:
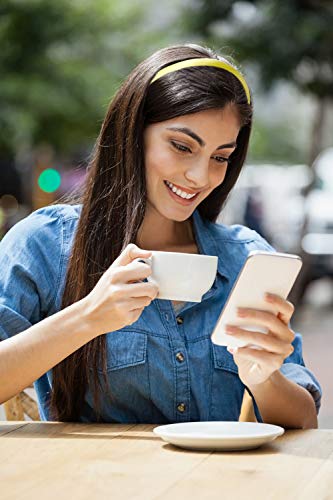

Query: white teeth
left=165, top=181, right=197, bottom=199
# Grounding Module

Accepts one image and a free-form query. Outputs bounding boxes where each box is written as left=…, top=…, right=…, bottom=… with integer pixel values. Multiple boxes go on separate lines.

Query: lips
left=165, top=180, right=200, bottom=195
left=164, top=180, right=202, bottom=195
left=163, top=180, right=200, bottom=205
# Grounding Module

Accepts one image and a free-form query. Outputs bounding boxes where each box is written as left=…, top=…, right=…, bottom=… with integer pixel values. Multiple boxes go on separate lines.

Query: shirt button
left=176, top=352, right=185, bottom=362
left=176, top=316, right=183, bottom=324
left=177, top=403, right=186, bottom=413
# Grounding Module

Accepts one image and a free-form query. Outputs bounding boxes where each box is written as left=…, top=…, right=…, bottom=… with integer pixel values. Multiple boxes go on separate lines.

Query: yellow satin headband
left=150, top=57, right=251, bottom=105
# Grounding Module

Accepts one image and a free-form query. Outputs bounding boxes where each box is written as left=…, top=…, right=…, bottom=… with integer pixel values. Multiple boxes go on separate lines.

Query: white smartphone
left=211, top=251, right=303, bottom=348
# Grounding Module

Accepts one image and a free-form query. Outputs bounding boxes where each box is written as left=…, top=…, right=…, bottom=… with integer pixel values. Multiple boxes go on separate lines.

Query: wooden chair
left=3, top=386, right=40, bottom=421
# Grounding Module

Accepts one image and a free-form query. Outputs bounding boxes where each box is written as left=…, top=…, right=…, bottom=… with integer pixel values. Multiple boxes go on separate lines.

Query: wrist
left=71, top=297, right=100, bottom=340
left=247, top=369, right=282, bottom=395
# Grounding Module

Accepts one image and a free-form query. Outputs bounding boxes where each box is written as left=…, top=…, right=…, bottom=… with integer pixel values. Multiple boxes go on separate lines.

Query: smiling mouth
left=164, top=180, right=201, bottom=199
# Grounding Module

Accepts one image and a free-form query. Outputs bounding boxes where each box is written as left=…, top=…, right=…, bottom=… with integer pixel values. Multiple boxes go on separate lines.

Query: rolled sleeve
left=281, top=332, right=322, bottom=414
left=0, top=207, right=63, bottom=340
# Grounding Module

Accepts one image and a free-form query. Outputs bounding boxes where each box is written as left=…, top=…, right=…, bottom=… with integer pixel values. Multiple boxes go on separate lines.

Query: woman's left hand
left=226, top=293, right=296, bottom=387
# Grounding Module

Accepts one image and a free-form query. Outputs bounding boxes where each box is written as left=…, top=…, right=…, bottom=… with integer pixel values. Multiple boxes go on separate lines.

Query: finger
left=124, top=296, right=154, bottom=310
left=111, top=260, right=152, bottom=284
left=237, top=308, right=295, bottom=342
left=231, top=346, right=283, bottom=370
left=128, top=307, right=145, bottom=325
left=264, top=293, right=295, bottom=325
left=112, top=243, right=152, bottom=267
left=119, top=281, right=159, bottom=300
left=225, top=325, right=294, bottom=356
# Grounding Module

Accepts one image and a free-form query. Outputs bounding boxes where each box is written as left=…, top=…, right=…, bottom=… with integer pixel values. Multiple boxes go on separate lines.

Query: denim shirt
left=0, top=204, right=322, bottom=422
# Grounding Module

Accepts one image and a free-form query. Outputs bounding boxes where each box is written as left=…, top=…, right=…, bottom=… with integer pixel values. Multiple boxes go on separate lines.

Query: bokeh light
left=38, top=168, right=61, bottom=193
left=0, top=194, right=19, bottom=215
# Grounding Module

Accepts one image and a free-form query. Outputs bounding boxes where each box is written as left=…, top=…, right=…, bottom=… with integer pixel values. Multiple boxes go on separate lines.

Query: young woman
left=0, top=44, right=321, bottom=426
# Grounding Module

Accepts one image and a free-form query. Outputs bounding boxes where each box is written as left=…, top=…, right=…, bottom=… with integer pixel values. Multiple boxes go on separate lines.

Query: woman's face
left=143, top=106, right=241, bottom=222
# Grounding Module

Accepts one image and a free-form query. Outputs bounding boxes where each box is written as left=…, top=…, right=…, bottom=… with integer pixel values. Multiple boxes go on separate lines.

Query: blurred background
left=0, top=0, right=332, bottom=426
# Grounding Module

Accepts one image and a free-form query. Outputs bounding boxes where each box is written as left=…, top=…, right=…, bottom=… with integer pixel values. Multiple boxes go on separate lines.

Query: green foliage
left=248, top=120, right=307, bottom=164
left=183, top=0, right=333, bottom=163
left=0, top=0, right=182, bottom=156
left=185, top=0, right=333, bottom=98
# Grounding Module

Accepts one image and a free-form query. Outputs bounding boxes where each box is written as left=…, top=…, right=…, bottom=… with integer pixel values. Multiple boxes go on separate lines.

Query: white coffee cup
left=137, top=251, right=218, bottom=302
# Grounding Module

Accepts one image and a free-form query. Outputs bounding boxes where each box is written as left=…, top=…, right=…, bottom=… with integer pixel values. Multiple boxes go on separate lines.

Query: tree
left=0, top=0, right=180, bottom=158
left=185, top=0, right=333, bottom=165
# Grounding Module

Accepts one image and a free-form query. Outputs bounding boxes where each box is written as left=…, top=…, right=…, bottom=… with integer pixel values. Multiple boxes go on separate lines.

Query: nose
left=184, top=158, right=210, bottom=190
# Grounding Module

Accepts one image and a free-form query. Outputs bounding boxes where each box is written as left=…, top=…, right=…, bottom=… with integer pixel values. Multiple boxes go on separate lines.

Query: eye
left=170, top=141, right=192, bottom=153
left=171, top=140, right=231, bottom=164
left=212, top=155, right=231, bottom=164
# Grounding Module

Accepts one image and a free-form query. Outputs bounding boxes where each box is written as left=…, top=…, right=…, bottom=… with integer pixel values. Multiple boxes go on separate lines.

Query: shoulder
left=20, top=203, right=81, bottom=230
left=2, top=203, right=81, bottom=247
left=0, top=204, right=82, bottom=321
left=198, top=218, right=276, bottom=279
left=0, top=203, right=82, bottom=275
left=206, top=219, right=275, bottom=252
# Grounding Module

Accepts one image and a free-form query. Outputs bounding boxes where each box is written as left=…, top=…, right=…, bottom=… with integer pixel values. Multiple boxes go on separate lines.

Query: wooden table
left=1, top=422, right=333, bottom=500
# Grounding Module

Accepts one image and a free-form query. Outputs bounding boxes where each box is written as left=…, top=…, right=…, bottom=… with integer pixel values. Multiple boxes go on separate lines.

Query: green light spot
left=38, top=168, right=61, bottom=193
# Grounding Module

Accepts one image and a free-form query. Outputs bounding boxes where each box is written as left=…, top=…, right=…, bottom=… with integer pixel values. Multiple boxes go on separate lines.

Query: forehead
left=147, top=106, right=241, bottom=145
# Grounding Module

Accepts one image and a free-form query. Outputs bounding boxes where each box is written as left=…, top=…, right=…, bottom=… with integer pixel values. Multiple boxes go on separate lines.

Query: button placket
left=176, top=352, right=185, bottom=362
left=173, top=345, right=189, bottom=420
left=160, top=302, right=190, bottom=421
left=177, top=402, right=186, bottom=413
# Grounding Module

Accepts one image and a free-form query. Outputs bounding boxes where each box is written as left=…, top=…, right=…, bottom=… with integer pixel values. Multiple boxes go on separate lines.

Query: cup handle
left=137, top=257, right=152, bottom=266
left=134, top=257, right=157, bottom=286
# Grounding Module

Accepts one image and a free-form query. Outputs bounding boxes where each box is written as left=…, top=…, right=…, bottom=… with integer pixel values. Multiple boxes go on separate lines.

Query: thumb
left=113, top=243, right=152, bottom=267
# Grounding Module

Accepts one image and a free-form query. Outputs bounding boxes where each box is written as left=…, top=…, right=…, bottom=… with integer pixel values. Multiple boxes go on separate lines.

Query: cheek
left=145, top=148, right=175, bottom=181
left=211, top=165, right=228, bottom=186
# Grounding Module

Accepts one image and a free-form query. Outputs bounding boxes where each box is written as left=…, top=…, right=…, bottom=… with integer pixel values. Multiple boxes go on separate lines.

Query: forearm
left=248, top=370, right=318, bottom=429
left=0, top=299, right=95, bottom=404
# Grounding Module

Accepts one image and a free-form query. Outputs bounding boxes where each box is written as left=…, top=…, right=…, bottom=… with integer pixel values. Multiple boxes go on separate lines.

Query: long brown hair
left=49, top=43, right=253, bottom=421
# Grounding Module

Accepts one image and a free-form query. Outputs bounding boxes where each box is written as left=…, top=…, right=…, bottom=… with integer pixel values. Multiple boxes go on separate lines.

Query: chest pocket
left=87, top=327, right=151, bottom=422
left=212, top=343, right=238, bottom=374
left=95, top=328, right=148, bottom=373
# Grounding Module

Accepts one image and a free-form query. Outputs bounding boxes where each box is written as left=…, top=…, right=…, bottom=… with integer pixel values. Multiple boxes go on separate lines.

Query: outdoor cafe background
left=0, top=0, right=332, bottom=426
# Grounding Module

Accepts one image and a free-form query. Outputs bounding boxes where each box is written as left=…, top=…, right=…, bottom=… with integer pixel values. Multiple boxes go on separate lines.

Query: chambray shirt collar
left=192, top=208, right=231, bottom=281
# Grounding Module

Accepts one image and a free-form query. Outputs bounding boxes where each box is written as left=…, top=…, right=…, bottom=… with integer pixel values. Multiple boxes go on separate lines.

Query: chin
left=167, top=205, right=198, bottom=222
left=149, top=200, right=194, bottom=222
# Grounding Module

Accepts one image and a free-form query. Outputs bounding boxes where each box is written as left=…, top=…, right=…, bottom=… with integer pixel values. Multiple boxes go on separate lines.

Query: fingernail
left=237, top=308, right=246, bottom=317
left=265, top=293, right=273, bottom=302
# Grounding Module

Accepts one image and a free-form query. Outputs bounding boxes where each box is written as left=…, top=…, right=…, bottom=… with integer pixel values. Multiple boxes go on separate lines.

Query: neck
left=135, top=204, right=195, bottom=251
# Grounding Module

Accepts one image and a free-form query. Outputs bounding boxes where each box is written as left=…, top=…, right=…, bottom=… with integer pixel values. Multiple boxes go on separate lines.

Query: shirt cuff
left=280, top=362, right=322, bottom=414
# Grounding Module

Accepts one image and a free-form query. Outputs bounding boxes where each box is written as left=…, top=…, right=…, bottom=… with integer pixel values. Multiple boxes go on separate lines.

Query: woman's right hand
left=81, top=243, right=159, bottom=336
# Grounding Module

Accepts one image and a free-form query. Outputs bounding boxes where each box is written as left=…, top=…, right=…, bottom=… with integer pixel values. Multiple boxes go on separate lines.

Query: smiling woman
left=138, top=106, right=241, bottom=250
left=0, top=44, right=321, bottom=427
left=141, top=106, right=240, bottom=249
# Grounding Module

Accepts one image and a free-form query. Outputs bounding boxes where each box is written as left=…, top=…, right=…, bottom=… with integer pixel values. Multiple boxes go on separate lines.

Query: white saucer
left=153, top=421, right=284, bottom=451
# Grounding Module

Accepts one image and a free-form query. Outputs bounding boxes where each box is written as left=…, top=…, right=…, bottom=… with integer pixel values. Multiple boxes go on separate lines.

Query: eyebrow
left=166, top=126, right=237, bottom=150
